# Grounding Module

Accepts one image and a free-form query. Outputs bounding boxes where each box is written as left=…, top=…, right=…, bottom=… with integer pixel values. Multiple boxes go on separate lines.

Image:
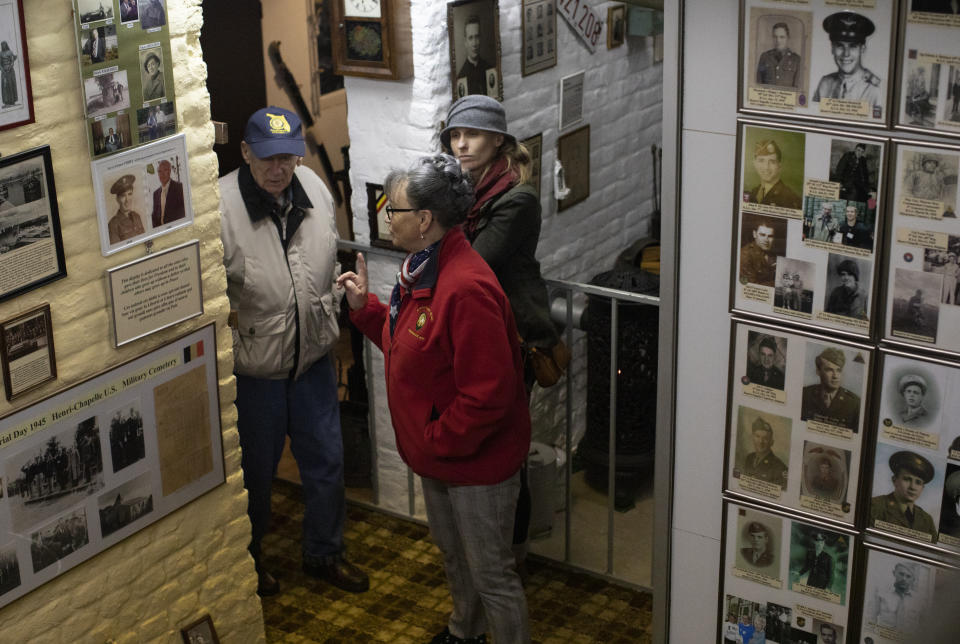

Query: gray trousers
left=422, top=471, right=530, bottom=643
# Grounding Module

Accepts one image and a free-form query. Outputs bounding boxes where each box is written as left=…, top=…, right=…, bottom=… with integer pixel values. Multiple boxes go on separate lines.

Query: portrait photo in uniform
left=812, top=12, right=884, bottom=116
left=773, top=257, right=814, bottom=314
left=881, top=366, right=940, bottom=431
left=922, top=236, right=960, bottom=306
left=799, top=344, right=864, bottom=432
left=748, top=8, right=812, bottom=94
left=744, top=331, right=786, bottom=391
left=900, top=150, right=958, bottom=207
left=823, top=253, right=871, bottom=320
left=812, top=619, right=843, bottom=644
left=788, top=523, right=848, bottom=599
left=447, top=0, right=503, bottom=101
left=764, top=602, right=793, bottom=644
left=734, top=405, right=791, bottom=489
left=828, top=138, right=880, bottom=216
left=735, top=508, right=782, bottom=573
left=890, top=267, right=942, bottom=341
left=938, top=464, right=960, bottom=541
left=738, top=213, right=788, bottom=287
left=903, top=56, right=940, bottom=127
left=870, top=443, right=944, bottom=540
left=741, top=126, right=805, bottom=211
left=862, top=549, right=933, bottom=637
left=799, top=440, right=850, bottom=505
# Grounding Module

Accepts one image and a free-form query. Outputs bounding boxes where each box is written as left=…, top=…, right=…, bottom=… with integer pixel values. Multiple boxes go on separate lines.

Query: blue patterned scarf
left=389, top=241, right=440, bottom=336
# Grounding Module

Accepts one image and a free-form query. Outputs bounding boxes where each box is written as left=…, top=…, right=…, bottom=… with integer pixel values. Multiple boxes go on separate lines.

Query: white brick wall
left=345, top=0, right=662, bottom=512
left=0, top=1, right=262, bottom=641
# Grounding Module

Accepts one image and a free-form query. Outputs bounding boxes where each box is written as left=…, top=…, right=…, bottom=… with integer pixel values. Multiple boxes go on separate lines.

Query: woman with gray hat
left=441, top=95, right=562, bottom=574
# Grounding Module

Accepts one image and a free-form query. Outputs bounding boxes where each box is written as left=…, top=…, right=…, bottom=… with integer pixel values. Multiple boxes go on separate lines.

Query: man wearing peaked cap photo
left=813, top=12, right=882, bottom=109
left=219, top=106, right=368, bottom=597
left=870, top=450, right=938, bottom=538
left=801, top=347, right=861, bottom=431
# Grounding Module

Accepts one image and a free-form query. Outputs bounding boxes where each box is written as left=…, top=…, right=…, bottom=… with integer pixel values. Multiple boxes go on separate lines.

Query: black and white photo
left=98, top=472, right=154, bottom=538
left=447, top=0, right=502, bottom=101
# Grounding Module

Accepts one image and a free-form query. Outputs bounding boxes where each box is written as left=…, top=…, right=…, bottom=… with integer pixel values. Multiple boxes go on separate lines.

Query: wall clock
left=331, top=0, right=413, bottom=79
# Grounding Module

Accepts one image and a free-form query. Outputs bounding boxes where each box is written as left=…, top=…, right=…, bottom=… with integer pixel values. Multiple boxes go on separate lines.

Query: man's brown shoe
left=303, top=556, right=369, bottom=593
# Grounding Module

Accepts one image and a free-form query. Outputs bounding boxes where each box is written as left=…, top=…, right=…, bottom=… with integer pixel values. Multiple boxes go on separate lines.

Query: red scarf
left=463, top=157, right=517, bottom=238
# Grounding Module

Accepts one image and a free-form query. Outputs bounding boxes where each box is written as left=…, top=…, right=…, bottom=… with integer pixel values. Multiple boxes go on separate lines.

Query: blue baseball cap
left=243, top=106, right=305, bottom=158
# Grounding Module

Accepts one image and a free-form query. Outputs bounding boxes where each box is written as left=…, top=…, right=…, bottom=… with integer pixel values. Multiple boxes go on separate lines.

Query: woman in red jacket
left=337, top=155, right=531, bottom=644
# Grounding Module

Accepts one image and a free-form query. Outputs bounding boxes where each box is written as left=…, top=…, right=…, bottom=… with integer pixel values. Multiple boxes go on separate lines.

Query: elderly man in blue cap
left=220, top=106, right=368, bottom=596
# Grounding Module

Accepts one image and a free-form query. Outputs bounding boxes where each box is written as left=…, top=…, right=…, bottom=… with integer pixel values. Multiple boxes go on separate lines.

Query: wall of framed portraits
left=0, top=0, right=261, bottom=640
left=672, top=0, right=960, bottom=641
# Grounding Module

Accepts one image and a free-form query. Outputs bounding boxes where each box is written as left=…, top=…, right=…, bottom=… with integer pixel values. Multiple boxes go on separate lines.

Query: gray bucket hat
left=440, top=95, right=514, bottom=150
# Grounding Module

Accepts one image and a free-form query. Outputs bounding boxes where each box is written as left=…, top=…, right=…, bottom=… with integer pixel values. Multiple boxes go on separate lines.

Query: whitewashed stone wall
left=0, top=1, right=263, bottom=641
left=346, top=1, right=662, bottom=513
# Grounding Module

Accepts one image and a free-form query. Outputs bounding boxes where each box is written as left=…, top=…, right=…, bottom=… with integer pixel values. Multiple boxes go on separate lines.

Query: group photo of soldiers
left=108, top=405, right=145, bottom=473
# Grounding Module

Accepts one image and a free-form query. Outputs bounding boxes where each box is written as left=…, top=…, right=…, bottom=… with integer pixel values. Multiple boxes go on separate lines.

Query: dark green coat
left=468, top=184, right=559, bottom=349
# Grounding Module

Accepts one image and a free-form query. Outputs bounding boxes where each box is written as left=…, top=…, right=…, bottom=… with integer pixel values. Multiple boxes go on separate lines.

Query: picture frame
left=366, top=182, right=400, bottom=251
left=107, top=240, right=204, bottom=347
left=181, top=614, right=220, bottom=644
left=0, top=303, right=56, bottom=401
left=881, top=139, right=960, bottom=356
left=895, top=1, right=960, bottom=138
left=329, top=0, right=413, bottom=80
left=559, top=71, right=585, bottom=131
left=447, top=0, right=503, bottom=102
left=731, top=119, right=887, bottom=339
left=868, top=347, right=960, bottom=554
left=0, top=145, right=68, bottom=302
left=738, top=0, right=897, bottom=128
left=0, top=323, right=224, bottom=610
left=521, top=0, right=557, bottom=76
left=607, top=4, right=626, bottom=50
left=521, top=133, right=543, bottom=198
left=724, top=318, right=870, bottom=527
left=557, top=124, right=590, bottom=211
left=0, top=0, right=35, bottom=131
left=91, top=133, right=194, bottom=256
left=718, top=499, right=856, bottom=644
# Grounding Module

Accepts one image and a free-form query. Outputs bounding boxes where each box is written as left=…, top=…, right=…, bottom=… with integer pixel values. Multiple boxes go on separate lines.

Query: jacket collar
left=410, top=227, right=468, bottom=300
left=238, top=164, right=313, bottom=222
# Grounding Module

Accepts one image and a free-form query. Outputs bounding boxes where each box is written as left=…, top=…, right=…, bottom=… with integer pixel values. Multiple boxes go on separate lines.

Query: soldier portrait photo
left=812, top=12, right=883, bottom=114
left=773, top=256, right=814, bottom=313
left=903, top=57, right=939, bottom=127
left=749, top=9, right=811, bottom=93
left=788, top=523, right=848, bottom=598
left=741, top=126, right=805, bottom=211
left=884, top=369, right=939, bottom=430
left=889, top=267, right=942, bottom=341
left=828, top=138, right=880, bottom=215
left=744, top=331, right=786, bottom=391
left=738, top=213, right=788, bottom=287
left=900, top=149, right=958, bottom=205
left=870, top=445, right=942, bottom=540
left=800, top=345, right=863, bottom=432
left=735, top=509, right=782, bottom=573
left=823, top=254, right=870, bottom=320
left=734, top=405, right=791, bottom=489
left=800, top=440, right=850, bottom=504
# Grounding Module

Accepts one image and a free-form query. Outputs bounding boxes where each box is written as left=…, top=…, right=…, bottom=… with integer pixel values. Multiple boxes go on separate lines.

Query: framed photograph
left=725, top=319, right=869, bottom=525
left=0, top=0, right=34, bottom=131
left=871, top=348, right=960, bottom=552
left=557, top=124, right=590, bottom=211
left=607, top=4, right=626, bottom=50
left=448, top=0, right=503, bottom=101
left=181, top=614, right=220, bottom=644
left=882, top=140, right=960, bottom=356
left=0, top=324, right=223, bottom=610
left=719, top=500, right=855, bottom=644
left=559, top=71, right=585, bottom=131
left=858, top=543, right=958, bottom=642
left=0, top=304, right=55, bottom=401
left=366, top=182, right=400, bottom=251
left=107, top=240, right=204, bottom=347
left=79, top=24, right=119, bottom=68
left=91, top=133, right=194, bottom=256
left=522, top=0, right=557, bottom=76
left=738, top=0, right=896, bottom=127
left=0, top=146, right=68, bottom=302
left=521, top=133, right=543, bottom=198
left=731, top=119, right=886, bottom=338
left=896, top=2, right=960, bottom=138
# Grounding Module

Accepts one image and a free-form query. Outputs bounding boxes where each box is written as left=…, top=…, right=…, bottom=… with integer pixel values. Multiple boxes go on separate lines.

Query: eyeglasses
left=384, top=206, right=417, bottom=222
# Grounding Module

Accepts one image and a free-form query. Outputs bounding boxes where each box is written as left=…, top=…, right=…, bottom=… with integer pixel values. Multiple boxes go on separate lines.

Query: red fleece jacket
left=350, top=227, right=531, bottom=485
